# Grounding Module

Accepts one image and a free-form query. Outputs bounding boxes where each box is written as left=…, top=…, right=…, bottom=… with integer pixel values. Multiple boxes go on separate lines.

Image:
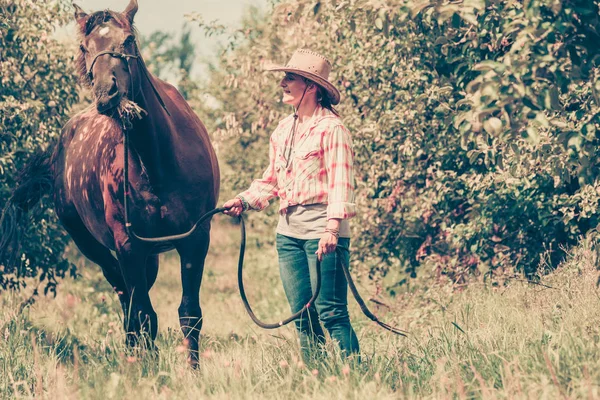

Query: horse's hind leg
left=176, top=228, right=210, bottom=368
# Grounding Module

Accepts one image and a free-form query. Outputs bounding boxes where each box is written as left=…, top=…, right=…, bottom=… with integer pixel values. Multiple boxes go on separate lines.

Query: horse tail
left=0, top=148, right=54, bottom=267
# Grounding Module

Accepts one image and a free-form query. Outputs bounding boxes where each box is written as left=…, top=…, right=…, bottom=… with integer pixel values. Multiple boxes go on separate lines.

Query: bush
left=0, top=0, right=79, bottom=292
left=196, top=0, right=600, bottom=286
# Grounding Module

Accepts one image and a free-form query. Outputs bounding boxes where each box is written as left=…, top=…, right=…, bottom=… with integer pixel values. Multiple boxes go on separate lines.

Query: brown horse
left=3, top=0, right=219, bottom=366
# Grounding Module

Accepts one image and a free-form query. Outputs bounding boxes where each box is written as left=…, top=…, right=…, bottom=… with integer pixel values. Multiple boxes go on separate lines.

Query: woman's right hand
left=222, top=197, right=244, bottom=217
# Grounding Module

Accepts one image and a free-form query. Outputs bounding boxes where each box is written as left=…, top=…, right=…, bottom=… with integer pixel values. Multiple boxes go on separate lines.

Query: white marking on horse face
left=99, top=27, right=110, bottom=36
left=185, top=263, right=192, bottom=269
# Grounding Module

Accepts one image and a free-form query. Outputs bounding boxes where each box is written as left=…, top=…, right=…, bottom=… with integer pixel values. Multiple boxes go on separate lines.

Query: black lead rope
left=122, top=125, right=406, bottom=336
left=123, top=164, right=406, bottom=336
left=234, top=216, right=408, bottom=336
left=236, top=217, right=323, bottom=329
left=110, top=48, right=405, bottom=336
left=123, top=126, right=210, bottom=243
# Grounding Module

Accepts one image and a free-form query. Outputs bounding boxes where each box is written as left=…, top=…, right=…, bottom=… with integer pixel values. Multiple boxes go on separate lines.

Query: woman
left=223, top=49, right=359, bottom=361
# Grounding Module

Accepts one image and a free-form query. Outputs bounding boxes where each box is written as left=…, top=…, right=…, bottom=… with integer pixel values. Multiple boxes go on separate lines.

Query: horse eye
left=124, top=35, right=135, bottom=46
left=80, top=44, right=87, bottom=53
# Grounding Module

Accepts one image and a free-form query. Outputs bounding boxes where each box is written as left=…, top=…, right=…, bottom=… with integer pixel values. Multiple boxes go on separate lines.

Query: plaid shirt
left=237, top=106, right=356, bottom=220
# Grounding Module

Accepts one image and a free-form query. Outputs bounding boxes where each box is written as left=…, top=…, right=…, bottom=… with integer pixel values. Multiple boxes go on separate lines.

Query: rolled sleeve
left=323, top=124, right=356, bottom=220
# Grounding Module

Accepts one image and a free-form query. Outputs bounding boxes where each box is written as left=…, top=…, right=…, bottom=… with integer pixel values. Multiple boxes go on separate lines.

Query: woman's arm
left=223, top=133, right=280, bottom=216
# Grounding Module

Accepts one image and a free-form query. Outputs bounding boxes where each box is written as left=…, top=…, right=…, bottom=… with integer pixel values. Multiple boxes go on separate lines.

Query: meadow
left=1, top=215, right=599, bottom=399
left=3, top=1, right=600, bottom=398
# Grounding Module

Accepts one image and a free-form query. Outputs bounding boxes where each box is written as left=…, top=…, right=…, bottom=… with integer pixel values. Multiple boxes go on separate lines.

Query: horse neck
left=128, top=61, right=174, bottom=187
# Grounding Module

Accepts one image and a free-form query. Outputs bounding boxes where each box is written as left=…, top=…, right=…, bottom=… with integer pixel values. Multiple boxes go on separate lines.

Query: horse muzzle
left=96, top=91, right=123, bottom=113
left=94, top=77, right=125, bottom=113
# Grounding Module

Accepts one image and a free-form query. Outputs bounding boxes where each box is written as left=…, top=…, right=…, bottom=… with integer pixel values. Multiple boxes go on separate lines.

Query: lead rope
left=123, top=128, right=406, bottom=335
left=118, top=64, right=406, bottom=335
left=235, top=217, right=323, bottom=328
left=234, top=216, right=406, bottom=335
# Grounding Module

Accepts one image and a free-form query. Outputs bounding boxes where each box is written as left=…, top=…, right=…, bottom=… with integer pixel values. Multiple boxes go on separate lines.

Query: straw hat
left=265, top=49, right=341, bottom=105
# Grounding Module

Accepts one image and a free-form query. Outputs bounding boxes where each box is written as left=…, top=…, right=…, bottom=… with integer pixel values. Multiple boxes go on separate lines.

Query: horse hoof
left=187, top=356, right=200, bottom=369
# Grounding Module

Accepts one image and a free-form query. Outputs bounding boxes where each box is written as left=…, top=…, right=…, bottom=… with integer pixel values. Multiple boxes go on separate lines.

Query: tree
left=140, top=24, right=198, bottom=100
left=194, top=0, right=600, bottom=286
left=0, top=0, right=79, bottom=292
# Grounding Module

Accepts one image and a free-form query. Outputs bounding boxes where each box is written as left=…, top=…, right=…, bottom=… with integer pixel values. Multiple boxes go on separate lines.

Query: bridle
left=83, top=41, right=217, bottom=252
left=84, top=43, right=171, bottom=120
left=84, top=41, right=407, bottom=338
left=86, top=49, right=138, bottom=83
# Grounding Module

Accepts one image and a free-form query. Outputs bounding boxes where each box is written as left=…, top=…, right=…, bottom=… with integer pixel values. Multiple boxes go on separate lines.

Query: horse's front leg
left=114, top=232, right=158, bottom=347
left=176, top=227, right=210, bottom=368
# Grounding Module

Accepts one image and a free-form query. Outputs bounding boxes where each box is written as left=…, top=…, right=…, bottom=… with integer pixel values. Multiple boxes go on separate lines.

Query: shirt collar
left=278, top=105, right=339, bottom=134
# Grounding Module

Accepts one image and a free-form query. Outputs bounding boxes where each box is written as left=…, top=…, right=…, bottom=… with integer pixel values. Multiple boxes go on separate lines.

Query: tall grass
left=1, top=216, right=599, bottom=399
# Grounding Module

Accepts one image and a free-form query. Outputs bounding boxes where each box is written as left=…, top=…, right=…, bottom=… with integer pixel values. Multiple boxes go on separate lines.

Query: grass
left=1, top=215, right=600, bottom=399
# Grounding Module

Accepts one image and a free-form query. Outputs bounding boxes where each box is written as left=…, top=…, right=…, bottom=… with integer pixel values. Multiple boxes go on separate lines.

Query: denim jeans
left=276, top=233, right=360, bottom=361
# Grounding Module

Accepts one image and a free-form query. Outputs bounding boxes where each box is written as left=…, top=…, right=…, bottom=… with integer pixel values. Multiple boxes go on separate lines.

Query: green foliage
left=196, top=0, right=600, bottom=284
left=0, top=0, right=79, bottom=292
left=140, top=24, right=199, bottom=99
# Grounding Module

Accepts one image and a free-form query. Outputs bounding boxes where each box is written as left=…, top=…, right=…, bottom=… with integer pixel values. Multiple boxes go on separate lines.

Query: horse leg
left=176, top=229, right=210, bottom=368
left=146, top=255, right=159, bottom=290
left=61, top=217, right=130, bottom=314
left=114, top=237, right=158, bottom=347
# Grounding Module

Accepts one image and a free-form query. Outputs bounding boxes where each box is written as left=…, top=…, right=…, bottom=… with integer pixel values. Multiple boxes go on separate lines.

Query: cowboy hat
left=265, top=49, right=341, bottom=105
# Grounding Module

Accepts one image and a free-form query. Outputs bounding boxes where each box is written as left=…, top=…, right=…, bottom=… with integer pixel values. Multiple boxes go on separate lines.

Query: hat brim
left=266, top=65, right=341, bottom=105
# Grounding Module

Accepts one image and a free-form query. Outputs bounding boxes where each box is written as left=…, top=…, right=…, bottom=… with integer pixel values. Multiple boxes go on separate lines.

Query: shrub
left=196, top=0, right=600, bottom=286
left=0, top=0, right=79, bottom=292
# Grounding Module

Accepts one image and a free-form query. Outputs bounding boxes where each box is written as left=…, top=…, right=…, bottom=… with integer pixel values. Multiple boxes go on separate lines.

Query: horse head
left=74, top=0, right=140, bottom=113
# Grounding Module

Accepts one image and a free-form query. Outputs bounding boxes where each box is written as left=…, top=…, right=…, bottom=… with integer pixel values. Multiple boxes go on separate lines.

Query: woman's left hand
left=316, top=232, right=338, bottom=261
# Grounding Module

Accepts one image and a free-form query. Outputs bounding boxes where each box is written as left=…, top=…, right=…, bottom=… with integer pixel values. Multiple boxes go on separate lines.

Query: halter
left=84, top=44, right=171, bottom=117
left=84, top=42, right=179, bottom=244
left=86, top=49, right=138, bottom=82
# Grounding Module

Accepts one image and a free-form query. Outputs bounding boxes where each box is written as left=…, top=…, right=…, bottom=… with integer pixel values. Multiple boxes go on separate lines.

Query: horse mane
left=75, top=9, right=138, bottom=87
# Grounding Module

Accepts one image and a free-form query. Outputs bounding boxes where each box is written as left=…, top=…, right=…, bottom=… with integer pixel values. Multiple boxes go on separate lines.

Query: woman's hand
left=223, top=197, right=244, bottom=217
left=316, top=231, right=338, bottom=261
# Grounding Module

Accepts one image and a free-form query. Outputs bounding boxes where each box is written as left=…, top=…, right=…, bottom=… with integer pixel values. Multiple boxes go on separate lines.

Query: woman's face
left=280, top=73, right=313, bottom=106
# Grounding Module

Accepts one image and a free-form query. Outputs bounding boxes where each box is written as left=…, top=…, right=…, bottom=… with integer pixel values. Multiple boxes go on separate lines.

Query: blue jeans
left=276, top=233, right=359, bottom=361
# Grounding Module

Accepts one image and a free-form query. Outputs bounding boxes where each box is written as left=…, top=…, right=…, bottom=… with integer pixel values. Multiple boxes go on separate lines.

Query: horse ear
left=123, top=0, right=138, bottom=23
left=73, top=3, right=87, bottom=23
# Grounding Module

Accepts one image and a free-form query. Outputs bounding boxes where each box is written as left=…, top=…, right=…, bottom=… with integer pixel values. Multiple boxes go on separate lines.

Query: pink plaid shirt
left=237, top=106, right=356, bottom=220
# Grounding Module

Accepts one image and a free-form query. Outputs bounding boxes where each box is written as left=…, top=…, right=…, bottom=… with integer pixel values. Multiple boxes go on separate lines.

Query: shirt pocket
left=294, top=145, right=322, bottom=182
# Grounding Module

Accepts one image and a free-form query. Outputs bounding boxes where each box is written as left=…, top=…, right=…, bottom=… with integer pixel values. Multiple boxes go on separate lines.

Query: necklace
left=284, top=106, right=318, bottom=169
